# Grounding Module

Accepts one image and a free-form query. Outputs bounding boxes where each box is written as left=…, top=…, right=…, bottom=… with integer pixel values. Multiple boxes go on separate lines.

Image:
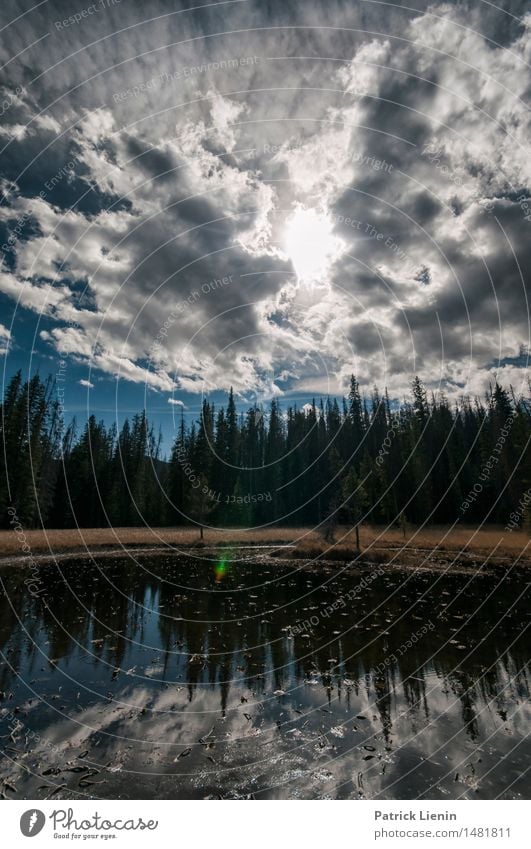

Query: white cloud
left=0, top=323, right=11, bottom=355
left=0, top=1, right=529, bottom=403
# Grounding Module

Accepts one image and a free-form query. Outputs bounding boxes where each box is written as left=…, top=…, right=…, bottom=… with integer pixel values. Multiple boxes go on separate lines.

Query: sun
left=284, top=206, right=344, bottom=286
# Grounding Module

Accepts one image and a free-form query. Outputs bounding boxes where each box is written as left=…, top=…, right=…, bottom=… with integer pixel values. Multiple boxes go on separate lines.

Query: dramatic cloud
left=0, top=0, right=529, bottom=404
left=0, top=323, right=11, bottom=355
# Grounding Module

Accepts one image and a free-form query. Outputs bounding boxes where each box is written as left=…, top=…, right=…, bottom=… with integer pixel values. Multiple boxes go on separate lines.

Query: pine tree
left=341, top=466, right=368, bottom=549
left=1, top=370, right=530, bottom=533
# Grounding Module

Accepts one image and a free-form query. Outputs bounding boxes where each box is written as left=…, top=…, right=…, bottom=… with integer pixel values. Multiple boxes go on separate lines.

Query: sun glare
left=284, top=206, right=344, bottom=286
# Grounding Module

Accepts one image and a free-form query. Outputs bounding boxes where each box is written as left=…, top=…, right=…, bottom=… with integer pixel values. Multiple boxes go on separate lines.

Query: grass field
left=0, top=523, right=529, bottom=572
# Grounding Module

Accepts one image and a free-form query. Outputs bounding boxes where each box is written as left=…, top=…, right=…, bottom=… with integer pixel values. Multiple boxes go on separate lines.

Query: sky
left=0, top=0, right=530, bottom=446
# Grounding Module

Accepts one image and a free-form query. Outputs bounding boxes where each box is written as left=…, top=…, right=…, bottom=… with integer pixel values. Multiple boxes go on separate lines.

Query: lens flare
left=215, top=559, right=228, bottom=582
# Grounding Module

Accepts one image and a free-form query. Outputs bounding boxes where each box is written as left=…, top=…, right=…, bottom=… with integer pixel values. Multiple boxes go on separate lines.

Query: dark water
left=0, top=554, right=529, bottom=800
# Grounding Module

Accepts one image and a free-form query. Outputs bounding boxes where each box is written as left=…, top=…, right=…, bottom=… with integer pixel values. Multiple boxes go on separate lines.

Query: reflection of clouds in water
left=0, top=555, right=528, bottom=799
left=2, top=657, right=529, bottom=799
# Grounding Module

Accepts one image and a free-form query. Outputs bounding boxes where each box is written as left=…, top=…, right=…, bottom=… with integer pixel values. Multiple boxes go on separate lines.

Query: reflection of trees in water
left=0, top=561, right=528, bottom=745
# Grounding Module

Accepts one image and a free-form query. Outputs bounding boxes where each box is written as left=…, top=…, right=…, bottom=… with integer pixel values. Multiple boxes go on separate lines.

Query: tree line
left=1, top=370, right=530, bottom=531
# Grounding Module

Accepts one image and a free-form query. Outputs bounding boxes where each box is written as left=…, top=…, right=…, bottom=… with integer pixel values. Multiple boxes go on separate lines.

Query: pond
left=0, top=554, right=529, bottom=799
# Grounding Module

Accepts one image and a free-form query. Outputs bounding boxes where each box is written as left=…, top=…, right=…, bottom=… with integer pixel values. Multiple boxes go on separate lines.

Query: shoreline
left=0, top=525, right=529, bottom=576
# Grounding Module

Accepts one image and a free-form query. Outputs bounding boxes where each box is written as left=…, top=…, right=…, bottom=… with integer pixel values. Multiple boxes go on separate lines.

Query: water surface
left=0, top=555, right=529, bottom=799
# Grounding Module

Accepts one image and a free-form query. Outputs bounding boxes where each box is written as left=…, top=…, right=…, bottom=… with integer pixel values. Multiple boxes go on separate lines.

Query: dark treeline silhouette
left=1, top=370, right=530, bottom=531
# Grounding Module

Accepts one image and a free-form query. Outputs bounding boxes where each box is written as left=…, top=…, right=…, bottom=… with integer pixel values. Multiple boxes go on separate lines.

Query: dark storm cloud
left=322, top=2, right=531, bottom=395
left=0, top=0, right=529, bottom=399
left=124, top=137, right=179, bottom=183
left=0, top=136, right=132, bottom=216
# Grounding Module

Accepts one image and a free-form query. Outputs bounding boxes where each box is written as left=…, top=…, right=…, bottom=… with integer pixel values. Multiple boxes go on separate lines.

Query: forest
left=0, top=370, right=529, bottom=532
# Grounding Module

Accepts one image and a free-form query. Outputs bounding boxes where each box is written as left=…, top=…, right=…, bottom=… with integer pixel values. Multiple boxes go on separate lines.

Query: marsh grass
left=0, top=524, right=528, bottom=565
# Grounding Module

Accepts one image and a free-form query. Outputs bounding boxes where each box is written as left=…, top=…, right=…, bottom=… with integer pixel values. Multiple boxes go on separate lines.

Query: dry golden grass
left=320, top=524, right=531, bottom=559
left=0, top=523, right=529, bottom=565
left=0, top=524, right=306, bottom=556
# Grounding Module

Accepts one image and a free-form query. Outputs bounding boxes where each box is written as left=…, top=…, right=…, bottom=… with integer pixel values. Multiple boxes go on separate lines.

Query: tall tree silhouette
left=1, top=373, right=529, bottom=531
